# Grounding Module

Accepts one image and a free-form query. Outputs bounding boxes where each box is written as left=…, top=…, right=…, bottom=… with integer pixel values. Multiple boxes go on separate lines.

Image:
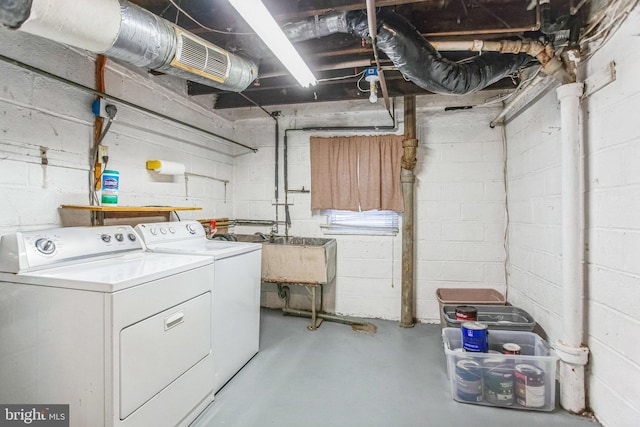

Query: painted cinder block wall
left=2, top=8, right=638, bottom=426
left=0, top=28, right=237, bottom=235
left=232, top=98, right=509, bottom=321
left=505, top=7, right=640, bottom=426
left=232, top=106, right=403, bottom=317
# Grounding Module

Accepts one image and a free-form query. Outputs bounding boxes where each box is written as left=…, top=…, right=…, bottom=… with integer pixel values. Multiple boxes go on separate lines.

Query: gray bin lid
left=443, top=305, right=535, bottom=331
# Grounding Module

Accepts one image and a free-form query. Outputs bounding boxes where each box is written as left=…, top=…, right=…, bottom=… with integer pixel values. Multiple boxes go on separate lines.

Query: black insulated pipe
left=283, top=9, right=533, bottom=95
left=539, top=0, right=573, bottom=35
left=0, top=0, right=32, bottom=28
left=345, top=10, right=533, bottom=95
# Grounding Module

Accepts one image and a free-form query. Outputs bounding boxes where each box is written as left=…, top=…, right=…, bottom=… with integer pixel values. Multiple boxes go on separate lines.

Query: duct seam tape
left=146, top=160, right=186, bottom=175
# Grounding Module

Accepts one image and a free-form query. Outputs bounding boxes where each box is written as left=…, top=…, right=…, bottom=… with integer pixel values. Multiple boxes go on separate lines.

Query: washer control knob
left=168, top=227, right=176, bottom=234
left=115, top=233, right=124, bottom=242
left=101, top=234, right=111, bottom=243
left=186, top=224, right=197, bottom=235
left=159, top=228, right=167, bottom=235
left=35, top=238, right=56, bottom=255
left=150, top=228, right=158, bottom=235
left=127, top=233, right=137, bottom=242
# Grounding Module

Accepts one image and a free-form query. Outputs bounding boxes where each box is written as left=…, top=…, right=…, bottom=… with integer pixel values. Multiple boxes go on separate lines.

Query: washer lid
left=144, top=239, right=261, bottom=260
left=2, top=252, right=213, bottom=293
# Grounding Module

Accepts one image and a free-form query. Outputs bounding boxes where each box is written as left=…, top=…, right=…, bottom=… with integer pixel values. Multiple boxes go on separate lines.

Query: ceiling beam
left=266, top=0, right=443, bottom=21
left=210, top=76, right=517, bottom=109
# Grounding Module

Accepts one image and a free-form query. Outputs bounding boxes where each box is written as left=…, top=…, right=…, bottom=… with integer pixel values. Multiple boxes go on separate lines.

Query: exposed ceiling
left=130, top=0, right=576, bottom=109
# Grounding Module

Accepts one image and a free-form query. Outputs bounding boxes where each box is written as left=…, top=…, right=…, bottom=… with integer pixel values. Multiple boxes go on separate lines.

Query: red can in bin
left=503, top=343, right=522, bottom=355
left=455, top=305, right=478, bottom=321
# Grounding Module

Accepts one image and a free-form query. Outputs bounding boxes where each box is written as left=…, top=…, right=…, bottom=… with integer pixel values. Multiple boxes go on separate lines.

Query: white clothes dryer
left=135, top=221, right=262, bottom=393
left=0, top=225, right=215, bottom=427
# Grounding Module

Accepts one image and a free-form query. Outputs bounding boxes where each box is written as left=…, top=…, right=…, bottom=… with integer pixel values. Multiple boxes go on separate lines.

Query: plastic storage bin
left=443, top=305, right=536, bottom=331
left=442, top=327, right=558, bottom=411
left=436, top=288, right=506, bottom=326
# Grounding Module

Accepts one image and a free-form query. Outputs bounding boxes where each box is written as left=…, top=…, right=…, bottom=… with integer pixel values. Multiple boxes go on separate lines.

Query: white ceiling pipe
left=20, top=0, right=122, bottom=53
left=555, top=82, right=589, bottom=414
left=430, top=39, right=570, bottom=84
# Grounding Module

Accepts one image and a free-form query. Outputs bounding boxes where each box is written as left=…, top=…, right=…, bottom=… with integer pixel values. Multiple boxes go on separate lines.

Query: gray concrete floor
left=192, top=308, right=600, bottom=427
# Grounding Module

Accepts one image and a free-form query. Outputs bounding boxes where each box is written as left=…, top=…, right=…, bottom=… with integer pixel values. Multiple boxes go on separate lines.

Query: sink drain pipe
left=400, top=95, right=417, bottom=328
left=277, top=284, right=376, bottom=331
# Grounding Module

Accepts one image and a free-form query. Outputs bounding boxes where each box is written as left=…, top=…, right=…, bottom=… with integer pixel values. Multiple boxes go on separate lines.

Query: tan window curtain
left=310, top=135, right=404, bottom=212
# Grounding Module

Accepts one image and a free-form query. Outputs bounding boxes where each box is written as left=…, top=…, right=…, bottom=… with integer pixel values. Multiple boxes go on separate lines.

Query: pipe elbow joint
left=542, top=56, right=574, bottom=84
left=528, top=42, right=550, bottom=62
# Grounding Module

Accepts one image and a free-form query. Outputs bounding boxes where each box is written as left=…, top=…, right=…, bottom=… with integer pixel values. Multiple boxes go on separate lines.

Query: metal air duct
left=0, top=0, right=257, bottom=92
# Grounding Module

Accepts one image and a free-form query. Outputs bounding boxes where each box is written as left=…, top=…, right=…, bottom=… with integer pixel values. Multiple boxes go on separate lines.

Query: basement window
left=320, top=209, right=400, bottom=236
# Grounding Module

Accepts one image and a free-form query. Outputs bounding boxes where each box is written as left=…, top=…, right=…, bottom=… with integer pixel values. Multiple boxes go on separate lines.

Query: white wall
left=415, top=107, right=508, bottom=321
left=232, top=97, right=509, bottom=321
left=505, top=6, right=640, bottom=426
left=232, top=103, right=402, bottom=317
left=0, top=28, right=241, bottom=235
left=504, top=88, right=565, bottom=339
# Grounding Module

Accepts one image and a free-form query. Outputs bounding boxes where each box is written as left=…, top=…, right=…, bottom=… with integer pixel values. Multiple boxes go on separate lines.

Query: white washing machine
left=0, top=225, right=216, bottom=427
left=134, top=221, right=262, bottom=393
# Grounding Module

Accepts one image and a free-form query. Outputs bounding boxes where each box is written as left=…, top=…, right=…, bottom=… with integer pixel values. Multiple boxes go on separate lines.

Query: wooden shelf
left=60, top=205, right=202, bottom=225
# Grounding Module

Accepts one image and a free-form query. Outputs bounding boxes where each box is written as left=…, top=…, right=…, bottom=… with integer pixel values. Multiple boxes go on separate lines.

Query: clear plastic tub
left=436, top=288, right=506, bottom=327
left=442, top=328, right=558, bottom=411
left=443, top=305, right=536, bottom=331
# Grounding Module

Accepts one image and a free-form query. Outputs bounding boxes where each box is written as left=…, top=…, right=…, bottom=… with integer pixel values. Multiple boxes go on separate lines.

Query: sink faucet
left=253, top=232, right=268, bottom=241
left=207, top=220, right=217, bottom=239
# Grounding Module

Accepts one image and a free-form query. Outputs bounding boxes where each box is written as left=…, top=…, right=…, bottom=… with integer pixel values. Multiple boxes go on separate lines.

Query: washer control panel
left=135, top=221, right=206, bottom=245
left=0, top=225, right=144, bottom=273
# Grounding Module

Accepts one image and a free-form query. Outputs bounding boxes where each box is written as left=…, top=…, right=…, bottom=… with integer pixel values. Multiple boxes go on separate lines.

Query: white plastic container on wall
left=442, top=328, right=558, bottom=411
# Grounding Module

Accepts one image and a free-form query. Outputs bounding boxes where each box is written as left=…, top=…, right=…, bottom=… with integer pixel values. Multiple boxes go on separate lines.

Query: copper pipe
left=92, top=54, right=107, bottom=195
left=423, top=3, right=541, bottom=37
left=428, top=39, right=570, bottom=84
left=93, top=55, right=107, bottom=146
left=258, top=58, right=374, bottom=79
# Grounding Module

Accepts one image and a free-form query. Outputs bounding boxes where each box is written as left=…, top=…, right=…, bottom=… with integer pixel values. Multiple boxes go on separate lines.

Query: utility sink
left=230, top=234, right=337, bottom=285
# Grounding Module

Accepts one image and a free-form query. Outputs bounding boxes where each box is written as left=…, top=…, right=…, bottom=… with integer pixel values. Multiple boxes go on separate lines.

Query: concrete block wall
left=583, top=6, right=640, bottom=425
left=415, top=108, right=507, bottom=321
left=504, top=89, right=565, bottom=341
left=232, top=100, right=508, bottom=321
left=504, top=6, right=640, bottom=426
left=232, top=104, right=402, bottom=317
left=0, top=28, right=239, bottom=235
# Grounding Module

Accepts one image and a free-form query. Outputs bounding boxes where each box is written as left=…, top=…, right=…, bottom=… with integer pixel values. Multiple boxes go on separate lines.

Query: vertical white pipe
left=556, top=82, right=589, bottom=413
left=559, top=82, right=584, bottom=346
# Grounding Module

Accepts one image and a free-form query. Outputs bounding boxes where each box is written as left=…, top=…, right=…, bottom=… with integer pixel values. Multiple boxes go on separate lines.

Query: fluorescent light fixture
left=227, top=0, right=317, bottom=87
